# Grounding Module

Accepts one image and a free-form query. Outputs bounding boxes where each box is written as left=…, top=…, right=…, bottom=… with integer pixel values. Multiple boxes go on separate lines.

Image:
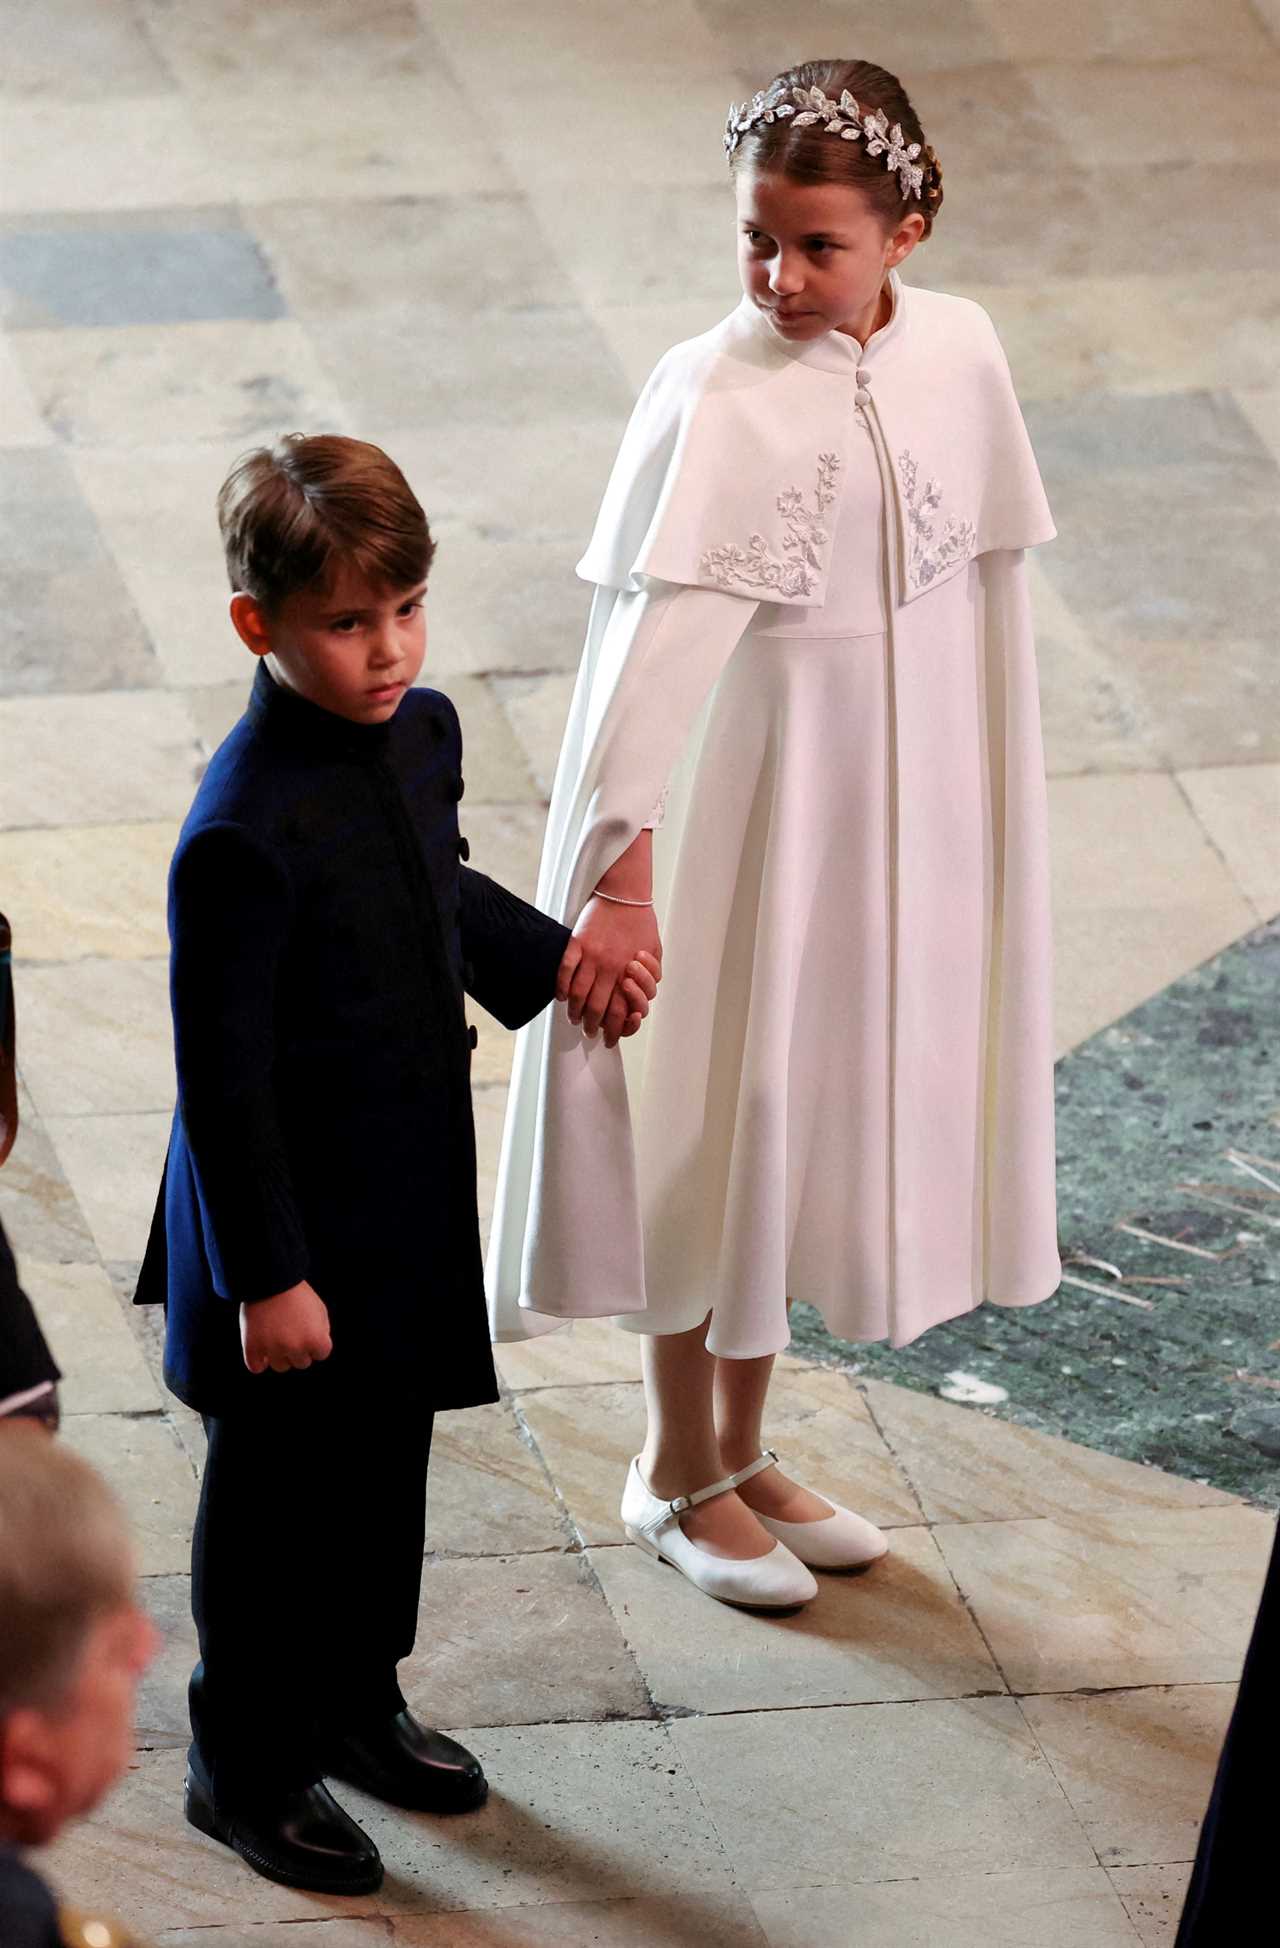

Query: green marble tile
left=792, top=919, right=1280, bottom=1507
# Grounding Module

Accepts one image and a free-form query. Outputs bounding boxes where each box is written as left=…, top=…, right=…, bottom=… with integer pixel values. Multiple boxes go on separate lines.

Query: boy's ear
left=229, top=592, right=272, bottom=659
left=0, top=1711, right=58, bottom=1841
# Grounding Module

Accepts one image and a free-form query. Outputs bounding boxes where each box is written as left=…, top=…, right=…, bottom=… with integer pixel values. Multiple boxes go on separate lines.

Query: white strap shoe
left=747, top=1452, right=889, bottom=1569
left=621, top=1456, right=818, bottom=1609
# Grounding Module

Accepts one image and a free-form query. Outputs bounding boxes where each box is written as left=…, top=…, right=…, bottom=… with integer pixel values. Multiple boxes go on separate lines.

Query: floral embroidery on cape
left=898, top=451, right=976, bottom=591
left=700, top=452, right=841, bottom=599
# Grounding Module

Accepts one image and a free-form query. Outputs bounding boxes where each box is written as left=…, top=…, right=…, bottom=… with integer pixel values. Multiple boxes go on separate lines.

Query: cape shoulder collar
left=578, top=274, right=1054, bottom=609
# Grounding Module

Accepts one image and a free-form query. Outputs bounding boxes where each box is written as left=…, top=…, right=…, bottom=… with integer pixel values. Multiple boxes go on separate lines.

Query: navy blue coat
left=134, top=663, right=569, bottom=1418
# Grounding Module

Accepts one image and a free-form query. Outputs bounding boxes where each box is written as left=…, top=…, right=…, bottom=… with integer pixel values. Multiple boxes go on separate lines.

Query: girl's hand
left=557, top=897, right=663, bottom=1039
left=600, top=949, right=662, bottom=1049
left=240, top=1281, right=332, bottom=1375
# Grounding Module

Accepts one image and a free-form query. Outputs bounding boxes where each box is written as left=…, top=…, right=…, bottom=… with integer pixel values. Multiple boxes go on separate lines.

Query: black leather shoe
left=325, top=1710, right=488, bottom=1813
left=184, top=1759, right=383, bottom=1894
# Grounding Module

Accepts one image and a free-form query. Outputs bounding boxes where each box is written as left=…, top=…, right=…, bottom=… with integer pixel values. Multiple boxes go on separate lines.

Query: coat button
left=450, top=774, right=465, bottom=802
left=855, top=387, right=871, bottom=407
left=457, top=835, right=470, bottom=861
left=856, top=367, right=871, bottom=385
left=462, top=959, right=476, bottom=988
left=467, top=1024, right=479, bottom=1050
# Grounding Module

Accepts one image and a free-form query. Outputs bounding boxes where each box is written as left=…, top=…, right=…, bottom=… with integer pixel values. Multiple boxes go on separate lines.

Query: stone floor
left=3, top=1, right=1279, bottom=1943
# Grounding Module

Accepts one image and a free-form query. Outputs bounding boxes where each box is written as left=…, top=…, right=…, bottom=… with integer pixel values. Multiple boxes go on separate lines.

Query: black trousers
left=190, top=1374, right=434, bottom=1798
left=1175, top=1520, right=1279, bottom=1943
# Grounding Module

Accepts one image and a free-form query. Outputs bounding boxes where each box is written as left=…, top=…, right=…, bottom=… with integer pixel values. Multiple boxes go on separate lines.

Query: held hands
left=240, top=1279, right=333, bottom=1375
left=557, top=896, right=663, bottom=1048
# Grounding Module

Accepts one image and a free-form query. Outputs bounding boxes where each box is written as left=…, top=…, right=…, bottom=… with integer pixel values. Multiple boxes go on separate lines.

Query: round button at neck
left=856, top=367, right=872, bottom=385
left=855, top=387, right=871, bottom=407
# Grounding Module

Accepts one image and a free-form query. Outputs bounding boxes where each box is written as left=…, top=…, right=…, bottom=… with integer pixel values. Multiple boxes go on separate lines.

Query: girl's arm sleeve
left=169, top=822, right=309, bottom=1303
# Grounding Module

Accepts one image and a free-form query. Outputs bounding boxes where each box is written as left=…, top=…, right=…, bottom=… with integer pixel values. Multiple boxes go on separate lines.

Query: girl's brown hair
left=731, top=59, right=943, bottom=240
left=217, top=434, right=436, bottom=612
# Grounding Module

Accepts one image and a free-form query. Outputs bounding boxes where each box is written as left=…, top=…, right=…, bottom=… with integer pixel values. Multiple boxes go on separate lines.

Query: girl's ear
left=229, top=592, right=271, bottom=658
left=886, top=211, right=926, bottom=269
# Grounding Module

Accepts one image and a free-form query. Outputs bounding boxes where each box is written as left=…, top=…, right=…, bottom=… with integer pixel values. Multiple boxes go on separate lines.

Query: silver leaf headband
left=724, top=85, right=927, bottom=201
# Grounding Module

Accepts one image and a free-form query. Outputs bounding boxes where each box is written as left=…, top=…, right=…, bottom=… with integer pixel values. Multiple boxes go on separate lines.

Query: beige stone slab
left=590, top=1523, right=1002, bottom=1715
left=0, top=690, right=201, bottom=829
left=355, top=1719, right=740, bottom=1914
left=44, top=1110, right=170, bottom=1264
left=70, top=445, right=250, bottom=687
left=135, top=1574, right=196, bottom=1751
left=142, top=0, right=439, bottom=93
left=16, top=958, right=174, bottom=1117
left=430, top=0, right=727, bottom=87
left=430, top=674, right=535, bottom=804
left=495, top=1317, right=644, bottom=1392
left=0, top=96, right=220, bottom=211
left=1235, top=386, right=1280, bottom=463
left=1021, top=1685, right=1235, bottom=1868
left=1025, top=56, right=1280, bottom=168
left=515, top=1383, right=645, bottom=1547
left=390, top=1894, right=767, bottom=1945
left=492, top=673, right=576, bottom=801
left=587, top=298, right=741, bottom=392
left=400, top=1552, right=650, bottom=1729
left=62, top=1412, right=198, bottom=1577
left=385, top=418, right=623, bottom=550
left=478, top=63, right=732, bottom=192
left=0, top=335, right=53, bottom=445
left=524, top=179, right=740, bottom=316
left=977, top=0, right=1273, bottom=61
left=670, top=1697, right=1096, bottom=1891
left=41, top=1748, right=382, bottom=1932
left=421, top=530, right=596, bottom=677
left=0, top=821, right=175, bottom=960
left=1054, top=898, right=1258, bottom=1056
left=15, top=320, right=345, bottom=447
left=19, top=1259, right=161, bottom=1414
left=0, top=1079, right=96, bottom=1260
left=934, top=1503, right=1276, bottom=1693
left=750, top=1867, right=1143, bottom=1947
left=472, top=1082, right=509, bottom=1243
left=157, top=1925, right=386, bottom=1947
left=184, top=679, right=250, bottom=757
left=460, top=803, right=547, bottom=905
left=1107, top=1864, right=1193, bottom=1945
left=1177, top=764, right=1280, bottom=922
left=467, top=1018, right=514, bottom=1089
left=858, top=1377, right=1238, bottom=1524
left=427, top=1401, right=568, bottom=1557
left=1027, top=558, right=1160, bottom=778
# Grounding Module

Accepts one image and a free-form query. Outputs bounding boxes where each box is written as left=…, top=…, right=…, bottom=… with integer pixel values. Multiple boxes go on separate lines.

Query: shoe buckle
left=668, top=1494, right=691, bottom=1515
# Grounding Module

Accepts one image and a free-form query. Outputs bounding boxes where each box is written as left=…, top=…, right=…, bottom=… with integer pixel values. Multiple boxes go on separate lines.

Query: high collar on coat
left=734, top=268, right=907, bottom=377
left=246, top=658, right=394, bottom=761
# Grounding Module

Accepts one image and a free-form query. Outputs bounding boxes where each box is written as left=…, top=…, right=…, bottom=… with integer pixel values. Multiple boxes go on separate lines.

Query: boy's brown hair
left=217, top=434, right=436, bottom=613
left=0, top=1435, right=134, bottom=1719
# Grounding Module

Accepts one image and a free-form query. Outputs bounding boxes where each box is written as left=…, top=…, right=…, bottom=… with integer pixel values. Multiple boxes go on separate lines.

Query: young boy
left=0, top=1433, right=158, bottom=1945
left=134, top=436, right=657, bottom=1895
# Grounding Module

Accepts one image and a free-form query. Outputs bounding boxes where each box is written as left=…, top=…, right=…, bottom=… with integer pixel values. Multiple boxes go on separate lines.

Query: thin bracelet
left=593, top=888, right=655, bottom=908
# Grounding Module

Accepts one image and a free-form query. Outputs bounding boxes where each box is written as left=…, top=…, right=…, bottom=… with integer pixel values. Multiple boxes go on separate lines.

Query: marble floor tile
left=460, top=803, right=550, bottom=904
left=514, top=1382, right=646, bottom=1546
left=472, top=1082, right=508, bottom=1242
left=0, top=821, right=176, bottom=960
left=0, top=97, right=220, bottom=212
left=915, top=62, right=1077, bottom=180
left=0, top=1079, right=96, bottom=1261
left=976, top=0, right=1273, bottom=62
left=429, top=0, right=727, bottom=86
left=495, top=1317, right=643, bottom=1392
left=389, top=1895, right=767, bottom=1946
left=858, top=1377, right=1239, bottom=1524
left=586, top=298, right=747, bottom=393
left=431, top=674, right=535, bottom=804
left=523, top=180, right=740, bottom=316
left=20, top=1258, right=161, bottom=1414
left=0, top=213, right=284, bottom=330
left=0, top=446, right=155, bottom=695
left=427, top=1401, right=568, bottom=1557
left=1054, top=898, right=1261, bottom=1056
left=706, top=0, right=1005, bottom=79
left=156, top=1926, right=387, bottom=1948
left=399, top=1552, right=651, bottom=1729
left=1107, top=1863, right=1193, bottom=1946
left=387, top=417, right=624, bottom=551
left=0, top=692, right=201, bottom=829
left=955, top=276, right=1203, bottom=403
left=426, top=533, right=594, bottom=677
left=355, top=1719, right=740, bottom=1915
left=44, top=1110, right=170, bottom=1265
left=492, top=674, right=576, bottom=801
left=1027, top=558, right=1160, bottom=778
left=0, top=333, right=52, bottom=443
left=590, top=1523, right=1001, bottom=1715
left=184, top=679, right=249, bottom=757
left=1024, top=54, right=1280, bottom=167
left=1177, top=764, right=1280, bottom=921
left=135, top=1574, right=197, bottom=1751
left=15, top=957, right=173, bottom=1117
left=14, top=318, right=346, bottom=447
left=933, top=1502, right=1276, bottom=1693
left=1235, top=385, right=1280, bottom=463
left=670, top=1697, right=1095, bottom=1890
left=140, top=0, right=439, bottom=92
left=750, top=1867, right=1142, bottom=1947
left=251, top=192, right=566, bottom=323
left=70, top=444, right=249, bottom=689
left=62, top=1411, right=198, bottom=1577
left=1021, top=1685, right=1235, bottom=1868
left=189, top=74, right=517, bottom=204
left=1, top=0, right=174, bottom=101
left=40, top=1748, right=382, bottom=1933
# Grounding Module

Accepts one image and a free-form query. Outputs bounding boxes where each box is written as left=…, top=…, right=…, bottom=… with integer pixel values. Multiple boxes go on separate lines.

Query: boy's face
left=0, top=1601, right=157, bottom=1847
left=231, top=562, right=428, bottom=723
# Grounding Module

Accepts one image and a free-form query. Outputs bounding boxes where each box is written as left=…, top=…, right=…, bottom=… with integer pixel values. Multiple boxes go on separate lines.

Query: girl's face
left=735, top=168, right=923, bottom=343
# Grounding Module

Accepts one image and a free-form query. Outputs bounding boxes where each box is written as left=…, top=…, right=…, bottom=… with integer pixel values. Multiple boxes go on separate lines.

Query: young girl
left=489, top=58, right=1060, bottom=1608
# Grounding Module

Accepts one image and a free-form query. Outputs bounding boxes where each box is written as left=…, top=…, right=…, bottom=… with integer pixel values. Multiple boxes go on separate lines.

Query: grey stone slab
left=143, top=0, right=442, bottom=93
left=492, top=673, right=576, bottom=800
left=0, top=216, right=284, bottom=330
left=1107, top=1863, right=1193, bottom=1945
left=400, top=1552, right=651, bottom=1729
left=16, top=958, right=174, bottom=1117
left=252, top=192, right=566, bottom=321
left=427, top=1401, right=569, bottom=1556
left=523, top=180, right=739, bottom=314
left=61, top=1411, right=199, bottom=1577
left=158, top=1927, right=387, bottom=1947
left=426, top=533, right=594, bottom=676
left=670, top=1698, right=1096, bottom=1892
left=185, top=679, right=251, bottom=759
left=44, top=1110, right=171, bottom=1265
left=0, top=1080, right=96, bottom=1262
left=0, top=447, right=156, bottom=694
left=590, top=1524, right=1002, bottom=1716
left=0, top=98, right=221, bottom=215
left=0, top=821, right=177, bottom=960
left=18, top=1258, right=162, bottom=1414
left=389, top=416, right=623, bottom=550
left=750, top=1869, right=1143, bottom=1947
left=1025, top=386, right=1275, bottom=476
left=706, top=0, right=1004, bottom=78
left=135, top=1574, right=196, bottom=1750
left=0, top=0, right=174, bottom=100
left=390, top=1896, right=767, bottom=1945
left=0, top=691, right=202, bottom=829
left=352, top=1719, right=743, bottom=1914
left=427, top=675, right=535, bottom=804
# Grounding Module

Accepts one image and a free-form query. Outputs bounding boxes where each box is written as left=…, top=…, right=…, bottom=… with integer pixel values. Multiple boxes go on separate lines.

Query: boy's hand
left=558, top=897, right=663, bottom=1038
left=240, top=1281, right=332, bottom=1375
left=599, top=950, right=662, bottom=1049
